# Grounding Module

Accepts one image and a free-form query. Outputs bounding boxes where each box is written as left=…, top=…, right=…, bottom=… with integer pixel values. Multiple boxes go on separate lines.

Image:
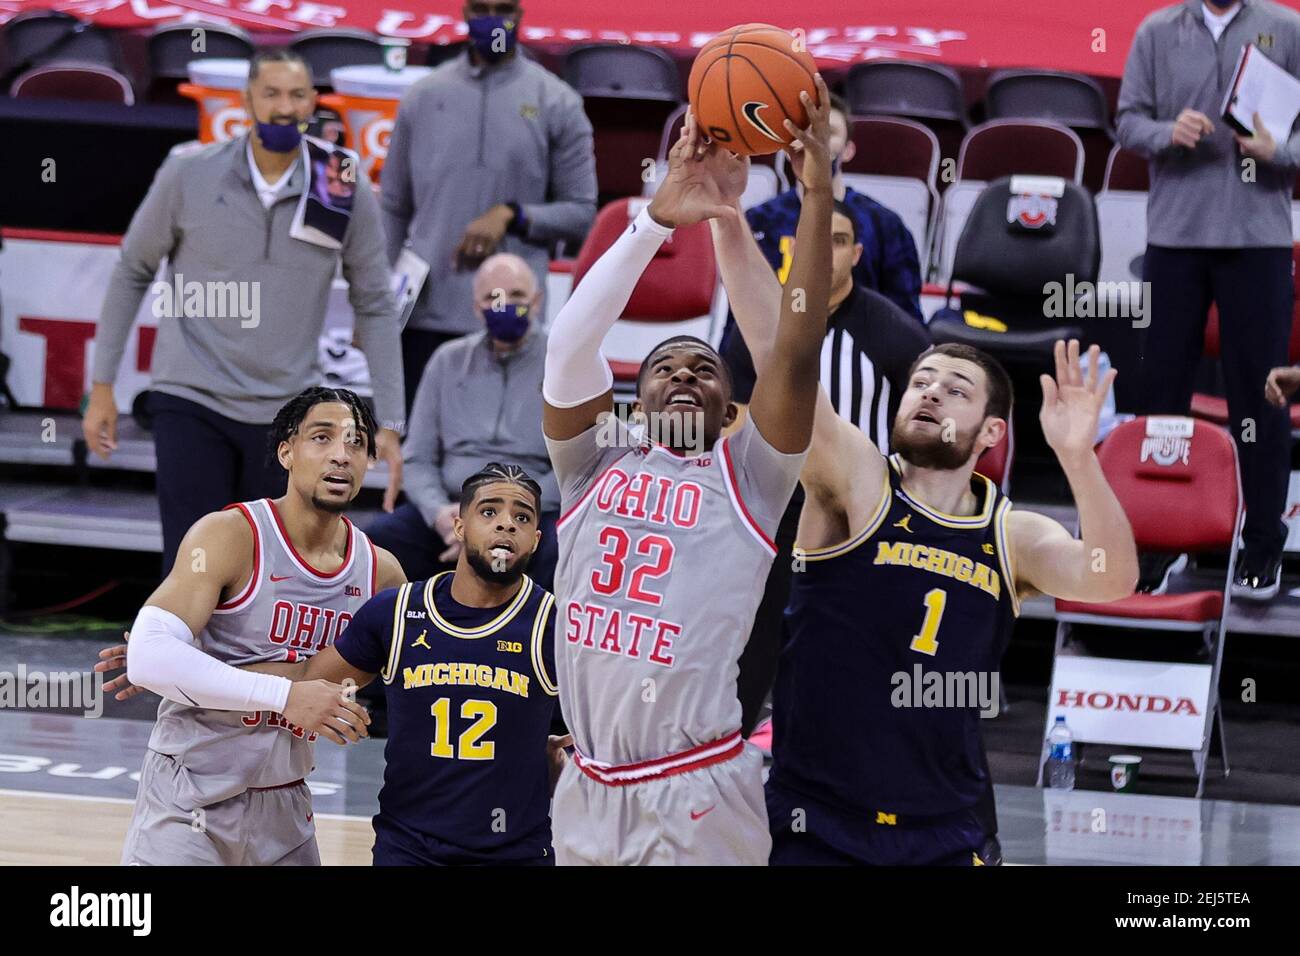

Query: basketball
left=688, top=23, right=820, bottom=156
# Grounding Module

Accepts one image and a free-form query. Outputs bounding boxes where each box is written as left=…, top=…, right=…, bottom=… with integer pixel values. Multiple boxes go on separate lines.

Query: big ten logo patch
left=268, top=601, right=353, bottom=652
left=497, top=640, right=523, bottom=653
left=345, top=585, right=362, bottom=597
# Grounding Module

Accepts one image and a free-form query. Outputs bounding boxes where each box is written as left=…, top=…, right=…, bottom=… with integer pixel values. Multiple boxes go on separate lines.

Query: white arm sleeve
left=126, top=605, right=292, bottom=713
left=543, top=206, right=674, bottom=407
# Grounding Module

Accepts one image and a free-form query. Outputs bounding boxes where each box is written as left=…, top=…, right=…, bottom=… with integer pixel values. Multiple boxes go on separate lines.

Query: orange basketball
left=688, top=23, right=820, bottom=156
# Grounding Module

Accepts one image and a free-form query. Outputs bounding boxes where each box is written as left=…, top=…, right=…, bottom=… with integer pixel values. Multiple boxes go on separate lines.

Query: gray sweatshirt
left=1117, top=0, right=1300, bottom=247
left=92, top=134, right=405, bottom=429
left=403, top=326, right=559, bottom=525
left=381, top=51, right=597, bottom=334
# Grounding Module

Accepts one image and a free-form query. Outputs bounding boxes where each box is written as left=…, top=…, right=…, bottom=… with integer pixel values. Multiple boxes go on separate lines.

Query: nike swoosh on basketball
left=741, top=101, right=783, bottom=142
left=270, top=574, right=292, bottom=582
left=690, top=806, right=716, bottom=821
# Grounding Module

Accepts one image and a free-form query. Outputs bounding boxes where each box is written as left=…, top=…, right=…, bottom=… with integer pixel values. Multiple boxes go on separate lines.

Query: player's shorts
left=766, top=776, right=987, bottom=866
left=371, top=812, right=555, bottom=866
left=552, top=731, right=770, bottom=866
left=121, top=750, right=319, bottom=866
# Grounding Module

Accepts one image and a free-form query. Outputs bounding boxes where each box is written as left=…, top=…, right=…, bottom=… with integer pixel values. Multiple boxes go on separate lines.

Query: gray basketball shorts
left=121, top=750, right=319, bottom=866
left=552, top=734, right=770, bottom=866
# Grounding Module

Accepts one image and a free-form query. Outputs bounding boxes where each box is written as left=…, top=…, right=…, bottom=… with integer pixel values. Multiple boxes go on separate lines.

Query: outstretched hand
left=646, top=111, right=748, bottom=228
left=1039, top=339, right=1116, bottom=464
left=782, top=74, right=833, bottom=192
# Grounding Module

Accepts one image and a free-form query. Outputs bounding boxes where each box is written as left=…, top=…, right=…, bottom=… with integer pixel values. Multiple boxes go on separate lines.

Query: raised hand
left=782, top=74, right=833, bottom=192
left=647, top=112, right=747, bottom=228
left=1039, top=339, right=1116, bottom=464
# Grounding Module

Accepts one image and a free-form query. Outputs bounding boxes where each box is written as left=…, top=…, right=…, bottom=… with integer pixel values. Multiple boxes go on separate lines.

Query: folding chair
left=1043, top=416, right=1241, bottom=797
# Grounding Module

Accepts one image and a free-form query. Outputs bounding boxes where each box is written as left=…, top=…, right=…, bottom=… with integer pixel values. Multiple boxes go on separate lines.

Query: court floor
left=3, top=712, right=1299, bottom=865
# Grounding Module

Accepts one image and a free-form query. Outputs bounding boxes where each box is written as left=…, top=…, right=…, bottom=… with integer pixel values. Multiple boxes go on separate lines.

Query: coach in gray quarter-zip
left=380, top=0, right=597, bottom=413
left=366, top=252, right=559, bottom=591
left=85, top=49, right=406, bottom=575
left=1117, top=0, right=1300, bottom=601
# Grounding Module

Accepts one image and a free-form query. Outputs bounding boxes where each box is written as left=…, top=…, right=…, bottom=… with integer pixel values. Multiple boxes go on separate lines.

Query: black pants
left=1140, top=246, right=1292, bottom=558
left=401, top=328, right=464, bottom=418
left=148, top=392, right=287, bottom=574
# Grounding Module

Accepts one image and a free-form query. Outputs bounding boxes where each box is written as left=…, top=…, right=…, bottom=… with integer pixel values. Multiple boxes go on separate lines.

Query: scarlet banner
left=7, top=0, right=1290, bottom=79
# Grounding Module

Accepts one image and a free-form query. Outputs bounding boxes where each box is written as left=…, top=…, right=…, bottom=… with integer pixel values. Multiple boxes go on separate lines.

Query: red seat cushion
left=1191, top=393, right=1300, bottom=429
left=1057, top=589, right=1223, bottom=623
left=1189, top=393, right=1228, bottom=424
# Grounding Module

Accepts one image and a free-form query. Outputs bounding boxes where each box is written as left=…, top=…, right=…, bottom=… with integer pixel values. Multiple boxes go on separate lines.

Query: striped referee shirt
left=722, top=284, right=931, bottom=453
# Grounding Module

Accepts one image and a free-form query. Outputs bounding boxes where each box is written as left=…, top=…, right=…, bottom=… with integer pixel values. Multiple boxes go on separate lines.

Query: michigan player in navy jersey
left=241, top=463, right=567, bottom=865
left=713, top=173, right=1140, bottom=863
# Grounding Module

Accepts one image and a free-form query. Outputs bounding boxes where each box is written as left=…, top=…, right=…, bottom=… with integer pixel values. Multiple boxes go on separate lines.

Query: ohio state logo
left=1140, top=436, right=1191, bottom=467
left=1056, top=688, right=1199, bottom=716
left=1006, top=193, right=1058, bottom=229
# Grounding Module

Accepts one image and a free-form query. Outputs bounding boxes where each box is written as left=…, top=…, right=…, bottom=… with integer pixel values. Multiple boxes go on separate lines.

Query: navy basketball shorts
left=765, top=778, right=987, bottom=866
left=370, top=813, right=555, bottom=867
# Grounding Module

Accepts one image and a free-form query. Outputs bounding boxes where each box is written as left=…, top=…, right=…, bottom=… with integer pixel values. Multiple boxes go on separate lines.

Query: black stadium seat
left=289, top=27, right=386, bottom=88
left=147, top=21, right=254, bottom=82
left=930, top=175, right=1099, bottom=478
left=565, top=44, right=682, bottom=203
left=1, top=10, right=120, bottom=77
left=564, top=43, right=681, bottom=102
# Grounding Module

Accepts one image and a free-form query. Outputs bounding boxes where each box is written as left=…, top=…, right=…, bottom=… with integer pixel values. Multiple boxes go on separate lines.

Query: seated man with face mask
left=365, top=253, right=560, bottom=591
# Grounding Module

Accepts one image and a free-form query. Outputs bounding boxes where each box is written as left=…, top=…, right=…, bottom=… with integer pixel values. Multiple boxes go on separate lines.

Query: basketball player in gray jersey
left=541, top=82, right=834, bottom=865
left=100, top=387, right=406, bottom=865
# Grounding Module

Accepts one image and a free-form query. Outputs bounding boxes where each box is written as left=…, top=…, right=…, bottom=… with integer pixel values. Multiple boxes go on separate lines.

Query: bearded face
left=890, top=414, right=982, bottom=470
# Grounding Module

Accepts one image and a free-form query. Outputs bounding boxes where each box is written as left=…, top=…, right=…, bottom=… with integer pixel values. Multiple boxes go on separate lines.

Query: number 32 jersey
left=546, top=414, right=806, bottom=765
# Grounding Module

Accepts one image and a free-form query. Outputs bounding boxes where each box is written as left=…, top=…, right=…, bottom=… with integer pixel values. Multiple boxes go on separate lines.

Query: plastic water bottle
left=1046, top=715, right=1075, bottom=791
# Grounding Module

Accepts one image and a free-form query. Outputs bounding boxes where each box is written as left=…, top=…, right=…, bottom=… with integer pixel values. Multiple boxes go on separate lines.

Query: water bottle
left=1046, top=715, right=1075, bottom=791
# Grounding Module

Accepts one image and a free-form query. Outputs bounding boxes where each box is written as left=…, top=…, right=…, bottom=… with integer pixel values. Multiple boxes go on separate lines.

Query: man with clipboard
left=1118, top=0, right=1300, bottom=600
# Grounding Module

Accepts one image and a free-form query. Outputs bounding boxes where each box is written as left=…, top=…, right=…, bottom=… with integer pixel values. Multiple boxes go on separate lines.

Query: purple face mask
left=255, top=119, right=306, bottom=153
left=467, top=15, right=518, bottom=62
left=483, top=302, right=530, bottom=342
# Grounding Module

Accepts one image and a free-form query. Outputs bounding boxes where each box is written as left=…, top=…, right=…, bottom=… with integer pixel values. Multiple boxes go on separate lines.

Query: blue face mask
left=483, top=302, right=530, bottom=342
left=255, top=119, right=306, bottom=153
left=467, top=15, right=518, bottom=62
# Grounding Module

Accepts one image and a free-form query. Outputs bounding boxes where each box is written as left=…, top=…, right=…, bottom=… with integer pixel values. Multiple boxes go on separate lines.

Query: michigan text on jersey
left=872, top=541, right=1001, bottom=599
left=403, top=662, right=531, bottom=698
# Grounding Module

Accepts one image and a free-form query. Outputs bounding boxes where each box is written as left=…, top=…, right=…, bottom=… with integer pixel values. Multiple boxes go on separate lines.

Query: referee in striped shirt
left=721, top=199, right=930, bottom=450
